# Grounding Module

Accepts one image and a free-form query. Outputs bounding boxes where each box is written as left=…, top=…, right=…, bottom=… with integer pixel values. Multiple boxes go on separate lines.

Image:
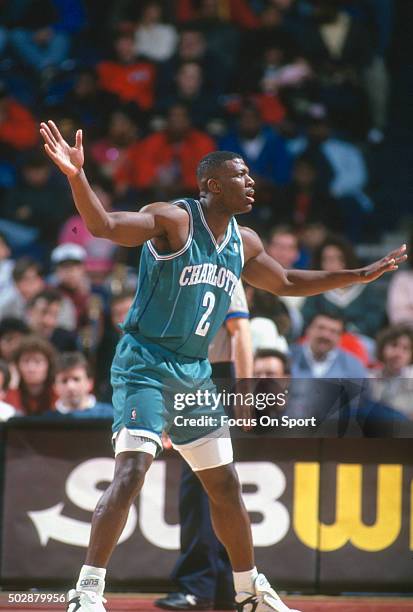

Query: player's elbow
left=271, top=273, right=296, bottom=296
left=88, top=216, right=114, bottom=239
left=275, top=282, right=297, bottom=296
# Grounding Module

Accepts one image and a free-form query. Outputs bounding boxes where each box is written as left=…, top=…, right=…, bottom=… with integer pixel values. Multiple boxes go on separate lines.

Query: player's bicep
left=105, top=204, right=170, bottom=247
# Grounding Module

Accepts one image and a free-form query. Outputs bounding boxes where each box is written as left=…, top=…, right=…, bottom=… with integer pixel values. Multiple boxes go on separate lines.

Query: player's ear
left=207, top=178, right=221, bottom=194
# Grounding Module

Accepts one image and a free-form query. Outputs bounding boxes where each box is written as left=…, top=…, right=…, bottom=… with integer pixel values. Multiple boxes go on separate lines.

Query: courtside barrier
left=0, top=419, right=411, bottom=593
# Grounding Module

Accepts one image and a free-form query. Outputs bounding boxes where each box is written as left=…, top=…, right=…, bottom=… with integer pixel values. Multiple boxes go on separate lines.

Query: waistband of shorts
left=123, top=332, right=208, bottom=364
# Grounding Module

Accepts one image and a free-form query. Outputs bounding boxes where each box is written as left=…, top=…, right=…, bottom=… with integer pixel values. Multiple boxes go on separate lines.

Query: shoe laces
left=254, top=575, right=289, bottom=611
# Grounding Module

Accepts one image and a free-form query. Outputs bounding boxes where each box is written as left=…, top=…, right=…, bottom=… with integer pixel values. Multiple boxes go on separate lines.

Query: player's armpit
left=104, top=202, right=190, bottom=248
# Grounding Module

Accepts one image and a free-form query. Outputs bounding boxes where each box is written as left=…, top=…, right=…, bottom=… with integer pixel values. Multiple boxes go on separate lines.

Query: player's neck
left=199, top=197, right=232, bottom=243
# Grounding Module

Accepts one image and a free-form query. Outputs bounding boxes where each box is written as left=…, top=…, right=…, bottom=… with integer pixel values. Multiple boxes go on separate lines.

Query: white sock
left=233, top=566, right=258, bottom=598
left=76, top=565, right=106, bottom=597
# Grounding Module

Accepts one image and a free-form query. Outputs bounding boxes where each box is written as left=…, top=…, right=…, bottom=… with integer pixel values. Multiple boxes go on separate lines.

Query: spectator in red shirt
left=97, top=32, right=156, bottom=112
left=116, top=103, right=215, bottom=199
left=177, top=0, right=260, bottom=30
left=0, top=81, right=37, bottom=153
left=6, top=335, right=57, bottom=416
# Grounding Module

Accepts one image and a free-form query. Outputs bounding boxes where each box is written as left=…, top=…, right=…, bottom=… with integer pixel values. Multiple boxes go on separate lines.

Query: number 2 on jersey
left=195, top=291, right=216, bottom=337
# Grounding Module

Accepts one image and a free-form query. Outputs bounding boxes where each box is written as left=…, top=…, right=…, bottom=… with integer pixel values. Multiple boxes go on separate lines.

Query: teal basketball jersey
left=122, top=198, right=244, bottom=359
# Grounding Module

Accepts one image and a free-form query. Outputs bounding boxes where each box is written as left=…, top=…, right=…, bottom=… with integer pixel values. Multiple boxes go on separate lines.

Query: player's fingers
left=40, top=122, right=57, bottom=146
left=387, top=244, right=407, bottom=259
left=48, top=120, right=64, bottom=142
left=44, top=143, right=60, bottom=162
left=40, top=128, right=57, bottom=151
left=75, top=129, right=82, bottom=149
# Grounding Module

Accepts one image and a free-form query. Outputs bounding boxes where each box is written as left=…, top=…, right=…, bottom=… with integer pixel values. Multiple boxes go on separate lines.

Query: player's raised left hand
left=358, top=244, right=407, bottom=283
left=40, top=120, right=84, bottom=178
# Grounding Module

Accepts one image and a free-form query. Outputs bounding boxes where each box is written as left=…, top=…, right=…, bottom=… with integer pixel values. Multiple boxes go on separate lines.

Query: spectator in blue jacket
left=219, top=103, right=292, bottom=227
left=219, top=103, right=292, bottom=187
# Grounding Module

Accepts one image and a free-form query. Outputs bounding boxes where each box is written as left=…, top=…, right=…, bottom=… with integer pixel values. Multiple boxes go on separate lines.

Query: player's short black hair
left=196, top=151, right=243, bottom=180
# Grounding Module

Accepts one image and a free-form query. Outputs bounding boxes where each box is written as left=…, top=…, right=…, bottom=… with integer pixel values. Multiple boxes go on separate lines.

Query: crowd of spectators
left=0, top=0, right=411, bottom=427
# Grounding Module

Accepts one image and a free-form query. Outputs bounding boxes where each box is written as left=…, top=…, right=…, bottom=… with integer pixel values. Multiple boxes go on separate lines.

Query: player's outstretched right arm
left=40, top=120, right=182, bottom=247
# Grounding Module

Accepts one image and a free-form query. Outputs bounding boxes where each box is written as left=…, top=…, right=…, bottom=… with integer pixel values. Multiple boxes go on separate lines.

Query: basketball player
left=40, top=121, right=406, bottom=612
left=156, top=281, right=252, bottom=610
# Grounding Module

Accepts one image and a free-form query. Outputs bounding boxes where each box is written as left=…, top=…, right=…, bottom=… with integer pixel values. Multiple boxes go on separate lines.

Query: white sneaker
left=66, top=589, right=107, bottom=612
left=235, top=573, right=301, bottom=612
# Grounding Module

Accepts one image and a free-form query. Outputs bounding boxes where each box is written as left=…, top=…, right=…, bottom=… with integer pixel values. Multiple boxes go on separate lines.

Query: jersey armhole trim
left=232, top=218, right=244, bottom=268
left=146, top=199, right=193, bottom=261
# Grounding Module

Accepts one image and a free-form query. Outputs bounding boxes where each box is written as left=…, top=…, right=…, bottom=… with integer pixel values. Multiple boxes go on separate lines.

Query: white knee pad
left=113, top=428, right=161, bottom=458
left=172, top=426, right=233, bottom=471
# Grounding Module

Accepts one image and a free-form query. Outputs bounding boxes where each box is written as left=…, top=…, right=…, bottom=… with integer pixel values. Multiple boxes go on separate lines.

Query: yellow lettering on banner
left=293, top=462, right=320, bottom=550
left=411, top=479, right=413, bottom=551
left=294, top=463, right=402, bottom=552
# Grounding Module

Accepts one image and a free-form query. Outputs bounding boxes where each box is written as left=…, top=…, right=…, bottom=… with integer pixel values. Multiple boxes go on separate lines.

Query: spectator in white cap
left=50, top=243, right=91, bottom=332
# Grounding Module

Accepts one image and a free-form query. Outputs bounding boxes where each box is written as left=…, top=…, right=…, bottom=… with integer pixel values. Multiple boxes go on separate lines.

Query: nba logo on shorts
left=131, top=409, right=137, bottom=421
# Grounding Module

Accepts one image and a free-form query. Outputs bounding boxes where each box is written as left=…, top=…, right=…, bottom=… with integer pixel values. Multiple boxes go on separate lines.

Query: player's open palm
left=40, top=120, right=84, bottom=178
left=359, top=244, right=407, bottom=283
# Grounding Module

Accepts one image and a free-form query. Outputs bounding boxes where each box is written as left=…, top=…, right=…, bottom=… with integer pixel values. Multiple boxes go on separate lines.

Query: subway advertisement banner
left=0, top=422, right=412, bottom=592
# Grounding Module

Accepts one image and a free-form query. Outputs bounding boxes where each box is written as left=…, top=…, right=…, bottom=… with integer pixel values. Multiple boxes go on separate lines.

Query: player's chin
left=239, top=198, right=254, bottom=213
left=235, top=204, right=252, bottom=215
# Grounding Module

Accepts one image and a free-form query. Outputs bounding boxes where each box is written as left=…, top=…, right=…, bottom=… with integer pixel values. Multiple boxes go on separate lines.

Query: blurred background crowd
left=0, top=0, right=412, bottom=424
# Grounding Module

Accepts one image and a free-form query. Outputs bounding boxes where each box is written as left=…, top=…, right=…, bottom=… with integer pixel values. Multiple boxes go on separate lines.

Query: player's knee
left=205, top=465, right=241, bottom=506
left=113, top=453, right=152, bottom=500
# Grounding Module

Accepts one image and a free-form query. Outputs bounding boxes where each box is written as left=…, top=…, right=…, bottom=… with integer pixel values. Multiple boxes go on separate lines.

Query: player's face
left=217, top=159, right=255, bottom=214
left=55, top=367, right=93, bottom=408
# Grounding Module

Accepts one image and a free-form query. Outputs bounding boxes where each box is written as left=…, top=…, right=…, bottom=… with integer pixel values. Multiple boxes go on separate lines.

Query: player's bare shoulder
left=238, top=226, right=265, bottom=263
